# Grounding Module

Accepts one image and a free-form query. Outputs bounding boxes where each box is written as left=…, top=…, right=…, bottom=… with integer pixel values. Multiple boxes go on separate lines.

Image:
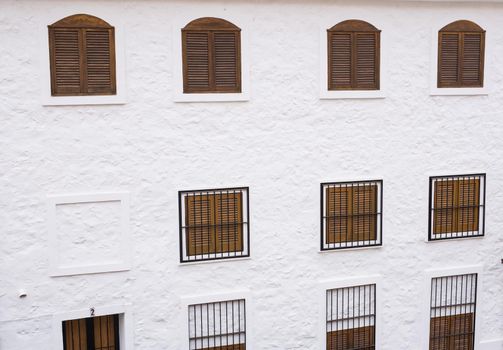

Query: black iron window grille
left=326, top=284, right=376, bottom=350
left=62, top=314, right=120, bottom=350
left=179, top=187, right=250, bottom=263
left=429, top=174, right=485, bottom=241
left=188, top=299, right=246, bottom=350
left=321, top=180, right=383, bottom=250
left=429, top=273, right=478, bottom=350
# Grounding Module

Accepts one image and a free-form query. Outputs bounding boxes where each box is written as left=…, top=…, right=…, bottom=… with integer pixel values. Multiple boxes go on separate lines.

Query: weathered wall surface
left=1, top=0, right=502, bottom=349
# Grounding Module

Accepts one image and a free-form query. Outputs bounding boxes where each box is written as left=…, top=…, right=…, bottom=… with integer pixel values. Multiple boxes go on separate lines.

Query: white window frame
left=52, top=304, right=133, bottom=350
left=39, top=8, right=127, bottom=106
left=318, top=275, right=382, bottom=350
left=47, top=192, right=131, bottom=277
left=429, top=17, right=490, bottom=96
left=180, top=290, right=253, bottom=349
left=319, top=19, right=387, bottom=100
left=172, top=13, right=250, bottom=103
left=420, top=265, right=483, bottom=350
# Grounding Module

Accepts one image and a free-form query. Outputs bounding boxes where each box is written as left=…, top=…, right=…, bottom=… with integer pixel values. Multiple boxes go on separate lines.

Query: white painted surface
left=0, top=0, right=502, bottom=349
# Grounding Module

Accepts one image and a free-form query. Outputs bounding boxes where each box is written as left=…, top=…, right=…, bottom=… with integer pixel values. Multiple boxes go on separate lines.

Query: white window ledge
left=173, top=92, right=250, bottom=103
left=424, top=235, right=484, bottom=243
left=43, top=95, right=127, bottom=107
left=430, top=87, right=488, bottom=96
left=320, top=90, right=386, bottom=100
left=318, top=245, right=383, bottom=253
left=179, top=257, right=251, bottom=266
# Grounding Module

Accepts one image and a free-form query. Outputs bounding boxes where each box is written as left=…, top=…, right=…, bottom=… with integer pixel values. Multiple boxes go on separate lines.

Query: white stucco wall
left=0, top=0, right=502, bottom=349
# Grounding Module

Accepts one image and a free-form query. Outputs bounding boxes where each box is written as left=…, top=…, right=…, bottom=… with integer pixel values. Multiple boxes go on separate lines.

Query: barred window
left=326, top=284, right=376, bottom=350
left=62, top=314, right=120, bottom=350
left=429, top=174, right=485, bottom=241
left=188, top=299, right=246, bottom=350
left=321, top=181, right=382, bottom=250
left=179, top=187, right=249, bottom=263
left=429, top=273, right=477, bottom=350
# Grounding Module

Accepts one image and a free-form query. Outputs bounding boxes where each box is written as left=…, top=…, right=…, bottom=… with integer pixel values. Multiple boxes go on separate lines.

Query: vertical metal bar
left=428, top=178, right=433, bottom=241
left=321, top=184, right=325, bottom=251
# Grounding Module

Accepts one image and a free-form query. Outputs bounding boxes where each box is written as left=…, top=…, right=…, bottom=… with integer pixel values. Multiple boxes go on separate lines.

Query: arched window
left=48, top=14, right=116, bottom=96
left=182, top=17, right=241, bottom=93
left=327, top=20, right=380, bottom=91
left=438, top=20, right=485, bottom=88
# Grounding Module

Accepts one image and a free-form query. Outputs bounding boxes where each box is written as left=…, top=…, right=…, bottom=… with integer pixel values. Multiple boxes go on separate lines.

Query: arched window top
left=440, top=20, right=484, bottom=32
left=328, top=19, right=379, bottom=32
left=183, top=17, right=240, bottom=31
left=49, top=14, right=112, bottom=28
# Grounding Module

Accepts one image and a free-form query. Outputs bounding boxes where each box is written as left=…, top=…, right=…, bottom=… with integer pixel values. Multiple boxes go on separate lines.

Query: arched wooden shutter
left=438, top=20, right=485, bottom=88
left=48, top=14, right=116, bottom=96
left=182, top=17, right=241, bottom=93
left=328, top=20, right=380, bottom=90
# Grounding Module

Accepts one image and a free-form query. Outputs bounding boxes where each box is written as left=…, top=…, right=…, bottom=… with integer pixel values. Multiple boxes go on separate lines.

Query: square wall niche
left=47, top=192, right=131, bottom=277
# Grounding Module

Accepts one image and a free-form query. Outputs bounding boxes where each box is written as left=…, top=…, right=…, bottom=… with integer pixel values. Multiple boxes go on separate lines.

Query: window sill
left=42, top=95, right=127, bottom=106
left=319, top=245, right=382, bottom=253
left=174, top=92, right=250, bottom=103
left=179, top=256, right=251, bottom=266
left=320, top=90, right=386, bottom=100
left=430, top=87, right=488, bottom=96
left=425, top=235, right=484, bottom=243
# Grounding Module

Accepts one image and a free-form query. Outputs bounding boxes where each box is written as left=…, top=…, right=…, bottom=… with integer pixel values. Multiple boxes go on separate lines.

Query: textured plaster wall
left=1, top=0, right=503, bottom=349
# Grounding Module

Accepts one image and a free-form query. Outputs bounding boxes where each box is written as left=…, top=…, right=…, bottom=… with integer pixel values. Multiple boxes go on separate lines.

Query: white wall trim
left=180, top=290, right=253, bottom=349
left=39, top=9, right=128, bottom=106
left=420, top=265, right=484, bottom=350
left=429, top=18, right=490, bottom=96
left=317, top=275, right=383, bottom=350
left=319, top=20, right=387, bottom=100
left=47, top=191, right=131, bottom=277
left=171, top=12, right=250, bottom=103
left=52, top=304, right=133, bottom=350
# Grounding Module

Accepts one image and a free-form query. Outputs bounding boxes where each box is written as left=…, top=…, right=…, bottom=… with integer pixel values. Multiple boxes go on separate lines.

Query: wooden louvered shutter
left=93, top=315, right=118, bottom=350
left=215, top=192, right=243, bottom=253
left=433, top=181, right=456, bottom=234
left=327, top=327, right=375, bottom=350
left=430, top=316, right=450, bottom=350
left=213, top=31, right=241, bottom=91
left=327, top=329, right=351, bottom=350
left=456, top=179, right=480, bottom=232
left=183, top=32, right=211, bottom=92
left=326, top=187, right=351, bottom=243
left=63, top=319, right=88, bottom=350
left=84, top=28, right=116, bottom=94
left=49, top=14, right=116, bottom=96
left=355, top=33, right=378, bottom=89
left=352, top=326, right=375, bottom=349
left=328, top=33, right=352, bottom=89
left=185, top=194, right=216, bottom=256
left=50, top=28, right=82, bottom=95
left=352, top=185, right=377, bottom=241
left=449, top=313, right=474, bottom=350
left=438, top=33, right=460, bottom=87
left=461, top=33, right=483, bottom=86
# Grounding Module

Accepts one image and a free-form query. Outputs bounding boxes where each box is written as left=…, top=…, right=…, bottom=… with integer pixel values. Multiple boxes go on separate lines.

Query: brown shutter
left=352, top=184, right=377, bottom=241
left=85, top=28, right=116, bottom=94
left=328, top=33, right=352, bottom=89
left=327, top=326, right=375, bottom=350
left=456, top=179, right=480, bottom=232
left=213, top=31, right=241, bottom=91
left=183, top=32, right=210, bottom=91
left=462, top=33, right=483, bottom=86
left=355, top=33, right=378, bottom=89
left=215, top=192, right=243, bottom=253
left=63, top=319, right=88, bottom=350
left=433, top=180, right=456, bottom=234
left=430, top=316, right=450, bottom=350
left=326, top=187, right=351, bottom=243
left=438, top=33, right=460, bottom=87
left=93, top=315, right=118, bottom=350
left=50, top=28, right=82, bottom=95
left=185, top=195, right=215, bottom=256
left=430, top=314, right=474, bottom=350
left=48, top=14, right=116, bottom=96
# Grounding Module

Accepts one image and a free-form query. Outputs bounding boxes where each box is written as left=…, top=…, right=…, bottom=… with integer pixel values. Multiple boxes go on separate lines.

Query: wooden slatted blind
left=182, top=17, right=241, bottom=93
left=63, top=315, right=119, bottom=350
left=438, top=20, right=485, bottom=88
left=185, top=192, right=244, bottom=256
left=326, top=184, right=378, bottom=243
left=327, top=326, right=375, bottom=350
left=49, top=14, right=116, bottom=96
left=328, top=20, right=380, bottom=90
left=433, top=179, right=480, bottom=234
